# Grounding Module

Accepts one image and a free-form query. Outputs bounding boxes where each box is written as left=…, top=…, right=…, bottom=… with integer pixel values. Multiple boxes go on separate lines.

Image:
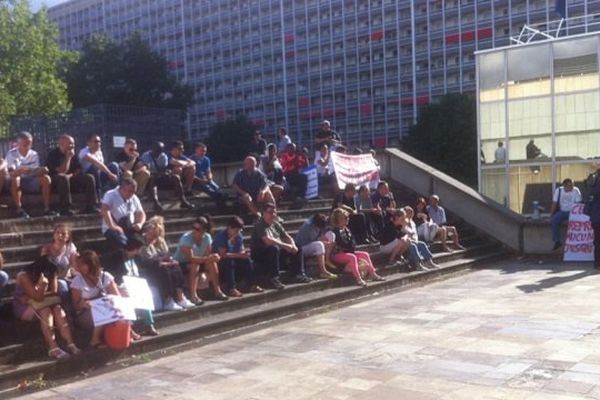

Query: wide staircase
left=0, top=182, right=511, bottom=395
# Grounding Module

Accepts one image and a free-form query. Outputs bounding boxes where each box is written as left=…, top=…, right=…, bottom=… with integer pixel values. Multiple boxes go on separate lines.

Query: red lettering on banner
left=564, top=244, right=594, bottom=253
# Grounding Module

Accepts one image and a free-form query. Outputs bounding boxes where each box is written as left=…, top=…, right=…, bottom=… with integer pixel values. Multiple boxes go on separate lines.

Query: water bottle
left=532, top=201, right=540, bottom=220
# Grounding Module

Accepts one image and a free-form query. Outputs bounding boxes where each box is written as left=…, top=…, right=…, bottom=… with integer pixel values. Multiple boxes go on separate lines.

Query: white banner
left=123, top=276, right=155, bottom=311
left=90, top=295, right=137, bottom=327
left=330, top=152, right=380, bottom=190
left=563, top=203, right=595, bottom=262
left=301, top=165, right=319, bottom=200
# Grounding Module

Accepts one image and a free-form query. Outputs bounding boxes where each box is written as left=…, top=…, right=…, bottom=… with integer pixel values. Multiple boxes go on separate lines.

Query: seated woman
left=13, top=256, right=81, bottom=359
left=139, top=216, right=195, bottom=311
left=295, top=213, right=337, bottom=280
left=40, top=223, right=78, bottom=307
left=414, top=197, right=448, bottom=252
left=213, top=216, right=264, bottom=297
left=326, top=208, right=385, bottom=286
left=378, top=209, right=410, bottom=267
left=402, top=207, right=438, bottom=271
left=71, top=250, right=120, bottom=348
left=355, top=185, right=384, bottom=240
left=260, top=143, right=284, bottom=201
left=173, top=216, right=227, bottom=304
left=102, top=234, right=159, bottom=337
left=331, top=184, right=370, bottom=244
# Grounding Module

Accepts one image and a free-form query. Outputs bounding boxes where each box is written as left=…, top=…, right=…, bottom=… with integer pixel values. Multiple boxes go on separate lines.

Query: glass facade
left=477, top=33, right=600, bottom=214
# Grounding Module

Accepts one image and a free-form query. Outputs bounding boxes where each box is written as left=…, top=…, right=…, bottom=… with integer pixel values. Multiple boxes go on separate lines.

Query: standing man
left=250, top=203, right=311, bottom=290
left=190, top=142, right=225, bottom=205
left=46, top=134, right=98, bottom=216
left=78, top=133, right=119, bottom=201
left=277, top=127, right=293, bottom=154
left=315, top=120, right=342, bottom=149
left=550, top=178, right=582, bottom=251
left=5, top=131, right=55, bottom=219
left=494, top=141, right=506, bottom=163
left=109, top=138, right=151, bottom=196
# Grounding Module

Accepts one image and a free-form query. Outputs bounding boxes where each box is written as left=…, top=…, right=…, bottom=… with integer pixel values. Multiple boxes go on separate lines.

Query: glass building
left=477, top=32, right=600, bottom=214
left=47, top=0, right=600, bottom=145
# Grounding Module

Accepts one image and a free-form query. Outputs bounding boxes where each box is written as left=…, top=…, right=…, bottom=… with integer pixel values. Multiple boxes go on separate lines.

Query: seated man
left=101, top=177, right=147, bottom=249
left=46, top=134, right=99, bottom=216
left=233, top=156, right=278, bottom=217
left=248, top=130, right=267, bottom=158
left=427, top=194, right=465, bottom=250
left=78, top=133, right=118, bottom=200
left=280, top=143, right=308, bottom=200
left=295, top=213, right=337, bottom=279
left=212, top=216, right=263, bottom=297
left=167, top=141, right=196, bottom=197
left=5, top=131, right=55, bottom=219
left=109, top=138, right=151, bottom=197
left=140, top=141, right=194, bottom=211
left=378, top=209, right=410, bottom=267
left=250, top=203, right=312, bottom=290
left=189, top=142, right=225, bottom=205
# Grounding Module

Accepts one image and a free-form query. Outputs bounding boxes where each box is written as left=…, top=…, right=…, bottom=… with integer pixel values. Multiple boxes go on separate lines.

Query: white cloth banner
left=330, top=152, right=380, bottom=190
left=90, top=295, right=137, bottom=327
left=301, top=165, right=319, bottom=200
left=123, top=276, right=155, bottom=311
left=563, top=203, right=595, bottom=262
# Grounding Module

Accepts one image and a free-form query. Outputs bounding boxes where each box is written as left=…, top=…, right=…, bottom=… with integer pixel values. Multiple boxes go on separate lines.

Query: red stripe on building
left=446, top=27, right=492, bottom=44
left=370, top=31, right=384, bottom=41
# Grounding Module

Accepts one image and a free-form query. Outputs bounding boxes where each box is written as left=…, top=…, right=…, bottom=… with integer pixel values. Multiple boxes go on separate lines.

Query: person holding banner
left=315, top=120, right=342, bottom=149
left=71, top=250, right=121, bottom=348
left=550, top=178, right=581, bottom=251
left=332, top=184, right=370, bottom=244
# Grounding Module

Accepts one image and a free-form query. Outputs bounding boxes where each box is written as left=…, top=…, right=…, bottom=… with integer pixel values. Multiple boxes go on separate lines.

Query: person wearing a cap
left=5, top=131, right=55, bottom=219
left=315, top=120, right=342, bottom=148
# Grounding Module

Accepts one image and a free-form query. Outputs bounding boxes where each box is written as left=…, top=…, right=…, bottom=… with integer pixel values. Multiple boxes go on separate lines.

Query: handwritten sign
left=90, top=295, right=136, bottom=327
left=563, top=203, right=595, bottom=262
left=122, top=276, right=155, bottom=310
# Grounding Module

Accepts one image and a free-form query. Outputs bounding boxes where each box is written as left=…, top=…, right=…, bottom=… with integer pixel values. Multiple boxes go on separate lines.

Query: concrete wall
left=379, top=148, right=556, bottom=254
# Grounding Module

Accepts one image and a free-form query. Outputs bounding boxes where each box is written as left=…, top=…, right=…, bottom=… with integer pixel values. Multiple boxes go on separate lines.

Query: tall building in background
left=47, top=0, right=600, bottom=146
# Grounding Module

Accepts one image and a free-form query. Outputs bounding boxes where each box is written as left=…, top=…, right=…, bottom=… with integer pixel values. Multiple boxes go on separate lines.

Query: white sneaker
left=164, top=298, right=183, bottom=311
left=177, top=297, right=195, bottom=309
left=418, top=262, right=431, bottom=271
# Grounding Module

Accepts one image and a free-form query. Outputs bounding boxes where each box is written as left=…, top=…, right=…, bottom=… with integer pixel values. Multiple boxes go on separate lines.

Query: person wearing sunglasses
left=78, top=133, right=118, bottom=201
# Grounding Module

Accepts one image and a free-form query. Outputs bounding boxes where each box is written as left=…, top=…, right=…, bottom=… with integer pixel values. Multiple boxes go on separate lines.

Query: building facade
left=48, top=0, right=600, bottom=147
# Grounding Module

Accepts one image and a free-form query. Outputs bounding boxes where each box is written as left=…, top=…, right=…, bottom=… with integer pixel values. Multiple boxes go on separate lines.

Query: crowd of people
left=0, top=121, right=466, bottom=359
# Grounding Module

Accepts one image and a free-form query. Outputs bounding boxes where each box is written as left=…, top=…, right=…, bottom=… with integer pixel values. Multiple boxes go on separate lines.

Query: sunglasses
left=193, top=226, right=203, bottom=231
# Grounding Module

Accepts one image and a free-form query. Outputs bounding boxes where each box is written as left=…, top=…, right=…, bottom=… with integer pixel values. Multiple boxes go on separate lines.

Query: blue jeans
left=0, top=270, right=8, bottom=295
left=552, top=210, right=570, bottom=242
left=194, top=180, right=223, bottom=201
left=86, top=165, right=113, bottom=200
left=406, top=241, right=433, bottom=265
left=219, top=258, right=256, bottom=292
left=105, top=228, right=128, bottom=249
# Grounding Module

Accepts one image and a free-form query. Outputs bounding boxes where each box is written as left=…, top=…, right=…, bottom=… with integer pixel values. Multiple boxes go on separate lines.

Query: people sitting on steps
left=414, top=197, right=450, bottom=252
left=402, top=206, right=439, bottom=271
left=233, top=156, right=280, bottom=218
left=212, top=216, right=264, bottom=297
left=140, top=141, right=194, bottom=212
left=377, top=209, right=411, bottom=268
left=5, top=131, right=55, bottom=219
left=101, top=177, right=147, bottom=249
left=78, top=133, right=119, bottom=202
left=331, top=183, right=371, bottom=244
left=189, top=142, right=226, bottom=207
left=250, top=203, right=312, bottom=290
left=295, top=213, right=338, bottom=280
left=427, top=194, right=465, bottom=251
left=280, top=143, right=309, bottom=201
left=173, top=216, right=228, bottom=305
left=109, top=138, right=151, bottom=197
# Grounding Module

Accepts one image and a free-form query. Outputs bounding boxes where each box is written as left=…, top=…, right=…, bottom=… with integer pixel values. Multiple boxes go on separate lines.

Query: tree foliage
left=402, top=93, right=478, bottom=187
left=205, top=116, right=258, bottom=163
left=0, top=0, right=74, bottom=116
left=65, top=33, right=194, bottom=110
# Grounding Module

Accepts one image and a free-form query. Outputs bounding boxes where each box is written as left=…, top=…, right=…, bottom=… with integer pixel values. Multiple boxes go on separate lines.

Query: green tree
left=0, top=0, right=73, bottom=117
left=402, top=93, right=477, bottom=186
left=205, top=116, right=258, bottom=163
left=66, top=33, right=193, bottom=110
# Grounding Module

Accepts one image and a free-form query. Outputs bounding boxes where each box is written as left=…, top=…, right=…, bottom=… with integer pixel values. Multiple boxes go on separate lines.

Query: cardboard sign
left=330, top=152, right=380, bottom=190
left=90, top=295, right=136, bottom=327
left=563, top=203, right=595, bottom=262
left=122, top=276, right=155, bottom=310
left=112, top=136, right=126, bottom=148
left=301, top=165, right=319, bottom=200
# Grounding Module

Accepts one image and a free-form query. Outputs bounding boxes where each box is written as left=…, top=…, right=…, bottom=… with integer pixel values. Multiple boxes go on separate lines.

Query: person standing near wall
left=550, top=178, right=581, bottom=251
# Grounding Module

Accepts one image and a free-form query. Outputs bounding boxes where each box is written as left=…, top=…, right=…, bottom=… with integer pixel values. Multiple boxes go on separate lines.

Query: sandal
left=249, top=285, right=264, bottom=293
left=319, top=271, right=338, bottom=280
left=144, top=324, right=159, bottom=337
left=370, top=274, right=386, bottom=282
left=213, top=292, right=229, bottom=301
left=228, top=288, right=243, bottom=298
left=67, top=343, right=82, bottom=355
left=48, top=347, right=70, bottom=359
left=356, top=278, right=367, bottom=287
left=190, top=296, right=204, bottom=305
left=131, top=330, right=142, bottom=341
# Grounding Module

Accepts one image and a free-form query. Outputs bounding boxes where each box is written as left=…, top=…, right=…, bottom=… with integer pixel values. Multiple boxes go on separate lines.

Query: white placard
left=122, top=276, right=155, bottom=311
left=330, top=152, right=380, bottom=190
left=563, top=203, right=595, bottom=262
left=112, top=136, right=126, bottom=148
left=301, top=165, right=319, bottom=200
left=90, top=295, right=136, bottom=327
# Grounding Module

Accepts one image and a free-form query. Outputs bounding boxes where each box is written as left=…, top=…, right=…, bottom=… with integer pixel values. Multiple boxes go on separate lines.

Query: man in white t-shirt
left=101, top=177, right=146, bottom=248
left=551, top=178, right=582, bottom=250
left=78, top=133, right=118, bottom=200
left=5, top=131, right=55, bottom=219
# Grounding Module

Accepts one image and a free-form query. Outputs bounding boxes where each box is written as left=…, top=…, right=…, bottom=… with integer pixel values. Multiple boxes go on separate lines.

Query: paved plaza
left=20, top=260, right=600, bottom=400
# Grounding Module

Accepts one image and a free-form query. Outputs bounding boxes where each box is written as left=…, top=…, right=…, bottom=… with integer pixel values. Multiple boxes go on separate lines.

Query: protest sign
left=301, top=165, right=319, bottom=199
left=563, top=203, right=595, bottom=262
left=90, top=295, right=136, bottom=327
left=330, top=152, right=380, bottom=190
left=123, top=276, right=155, bottom=310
